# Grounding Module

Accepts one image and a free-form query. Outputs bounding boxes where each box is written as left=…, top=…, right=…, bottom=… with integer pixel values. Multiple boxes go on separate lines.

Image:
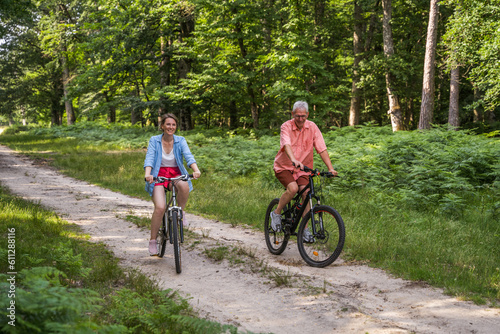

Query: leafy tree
left=443, top=0, right=500, bottom=120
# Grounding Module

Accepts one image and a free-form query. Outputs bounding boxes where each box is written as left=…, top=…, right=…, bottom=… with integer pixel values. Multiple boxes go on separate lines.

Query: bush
left=0, top=267, right=125, bottom=333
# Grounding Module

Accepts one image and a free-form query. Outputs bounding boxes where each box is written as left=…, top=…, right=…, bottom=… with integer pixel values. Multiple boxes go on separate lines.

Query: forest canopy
left=0, top=0, right=498, bottom=131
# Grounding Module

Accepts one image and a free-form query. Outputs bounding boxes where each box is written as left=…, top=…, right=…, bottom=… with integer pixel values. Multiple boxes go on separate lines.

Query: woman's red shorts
left=155, top=167, right=181, bottom=189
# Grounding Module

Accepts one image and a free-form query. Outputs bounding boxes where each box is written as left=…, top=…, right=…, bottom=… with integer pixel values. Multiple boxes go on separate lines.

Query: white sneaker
left=303, top=228, right=314, bottom=243
left=149, top=240, right=158, bottom=256
left=270, top=211, right=282, bottom=232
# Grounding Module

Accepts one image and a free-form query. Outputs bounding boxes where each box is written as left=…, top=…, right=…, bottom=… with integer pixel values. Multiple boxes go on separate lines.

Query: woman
left=144, top=113, right=201, bottom=256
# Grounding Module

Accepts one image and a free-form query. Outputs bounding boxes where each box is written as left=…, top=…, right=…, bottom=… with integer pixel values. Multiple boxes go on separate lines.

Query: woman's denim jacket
left=143, top=134, right=196, bottom=196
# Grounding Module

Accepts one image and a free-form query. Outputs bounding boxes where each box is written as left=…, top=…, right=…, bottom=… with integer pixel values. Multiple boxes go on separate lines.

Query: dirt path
left=0, top=145, right=498, bottom=334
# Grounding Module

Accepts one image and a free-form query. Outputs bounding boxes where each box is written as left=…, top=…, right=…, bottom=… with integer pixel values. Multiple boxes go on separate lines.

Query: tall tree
left=382, top=0, right=403, bottom=131
left=448, top=64, right=460, bottom=128
left=61, top=44, right=76, bottom=124
left=349, top=0, right=363, bottom=126
left=443, top=0, right=500, bottom=120
left=176, top=1, right=196, bottom=130
left=419, top=0, right=440, bottom=130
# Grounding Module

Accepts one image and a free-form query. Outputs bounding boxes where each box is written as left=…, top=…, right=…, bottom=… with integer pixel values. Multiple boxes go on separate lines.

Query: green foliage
left=8, top=0, right=498, bottom=131
left=443, top=0, right=500, bottom=111
left=0, top=267, right=124, bottom=333
left=105, top=288, right=241, bottom=334
left=323, top=125, right=499, bottom=211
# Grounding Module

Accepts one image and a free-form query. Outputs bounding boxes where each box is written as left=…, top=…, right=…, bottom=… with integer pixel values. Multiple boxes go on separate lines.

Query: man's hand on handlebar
left=291, top=161, right=305, bottom=171
left=328, top=169, right=338, bottom=178
left=292, top=162, right=338, bottom=178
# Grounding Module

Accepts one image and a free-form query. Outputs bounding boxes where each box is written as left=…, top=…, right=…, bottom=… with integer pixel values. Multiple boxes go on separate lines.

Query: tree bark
left=418, top=0, right=439, bottom=130
left=103, top=90, right=116, bottom=123
left=473, top=87, right=483, bottom=123
left=158, top=36, right=172, bottom=124
left=364, top=0, right=380, bottom=53
left=448, top=65, right=460, bottom=128
left=176, top=3, right=195, bottom=130
left=229, top=100, right=238, bottom=129
left=61, top=46, right=75, bottom=125
left=349, top=0, right=363, bottom=126
left=382, top=0, right=403, bottom=131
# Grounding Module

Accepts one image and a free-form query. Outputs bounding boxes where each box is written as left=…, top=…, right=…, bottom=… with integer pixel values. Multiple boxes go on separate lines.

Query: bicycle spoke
left=264, top=198, right=290, bottom=255
left=172, top=210, right=182, bottom=274
left=297, top=205, right=345, bottom=267
left=157, top=214, right=167, bottom=258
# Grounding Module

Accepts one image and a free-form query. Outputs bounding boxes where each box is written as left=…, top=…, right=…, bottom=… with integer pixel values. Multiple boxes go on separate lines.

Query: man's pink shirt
left=273, top=119, right=327, bottom=179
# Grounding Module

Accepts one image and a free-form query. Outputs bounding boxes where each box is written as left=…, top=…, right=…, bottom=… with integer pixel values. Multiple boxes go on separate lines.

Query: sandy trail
left=0, top=145, right=498, bottom=334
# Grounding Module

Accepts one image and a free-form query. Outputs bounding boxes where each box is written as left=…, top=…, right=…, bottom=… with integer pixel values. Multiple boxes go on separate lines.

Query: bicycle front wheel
left=297, top=205, right=345, bottom=268
left=171, top=210, right=182, bottom=274
left=264, top=198, right=289, bottom=255
left=157, top=214, right=168, bottom=258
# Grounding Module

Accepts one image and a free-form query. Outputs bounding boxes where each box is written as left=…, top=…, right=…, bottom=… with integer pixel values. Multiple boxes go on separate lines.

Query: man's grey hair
left=292, top=101, right=309, bottom=114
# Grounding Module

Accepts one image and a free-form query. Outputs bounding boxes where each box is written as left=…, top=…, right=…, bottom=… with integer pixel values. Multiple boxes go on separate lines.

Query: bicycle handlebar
left=292, top=162, right=337, bottom=178
left=144, top=174, right=194, bottom=183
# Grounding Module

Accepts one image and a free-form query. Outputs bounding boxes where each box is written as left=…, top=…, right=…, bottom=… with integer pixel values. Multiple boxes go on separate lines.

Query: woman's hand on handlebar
left=145, top=175, right=155, bottom=184
left=192, top=171, right=201, bottom=179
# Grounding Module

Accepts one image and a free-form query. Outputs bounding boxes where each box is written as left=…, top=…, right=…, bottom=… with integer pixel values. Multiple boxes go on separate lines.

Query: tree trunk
left=51, top=96, right=61, bottom=126
left=313, top=0, right=325, bottom=46
left=448, top=65, right=460, bottom=128
left=103, top=90, right=116, bottom=123
left=473, top=87, right=483, bottom=123
left=349, top=0, right=363, bottom=126
left=131, top=85, right=142, bottom=125
left=51, top=80, right=63, bottom=126
left=158, top=36, right=172, bottom=124
left=61, top=46, right=75, bottom=125
left=418, top=0, right=439, bottom=130
left=364, top=0, right=380, bottom=53
left=176, top=5, right=195, bottom=131
left=229, top=100, right=238, bottom=129
left=248, top=86, right=259, bottom=129
left=382, top=0, right=403, bottom=131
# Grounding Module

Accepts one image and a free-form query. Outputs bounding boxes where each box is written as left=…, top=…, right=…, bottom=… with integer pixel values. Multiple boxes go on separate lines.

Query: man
left=270, top=101, right=337, bottom=241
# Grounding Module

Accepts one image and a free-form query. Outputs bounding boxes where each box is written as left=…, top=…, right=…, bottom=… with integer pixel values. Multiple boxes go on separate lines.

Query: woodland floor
left=0, top=145, right=498, bottom=334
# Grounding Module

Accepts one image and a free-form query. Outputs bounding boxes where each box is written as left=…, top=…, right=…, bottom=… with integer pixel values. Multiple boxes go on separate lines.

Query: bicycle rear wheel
left=171, top=210, right=182, bottom=274
left=157, top=214, right=168, bottom=258
left=264, top=198, right=289, bottom=255
left=297, top=205, right=345, bottom=268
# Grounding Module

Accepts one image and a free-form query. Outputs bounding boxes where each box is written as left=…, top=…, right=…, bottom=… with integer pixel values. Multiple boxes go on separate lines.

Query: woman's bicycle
left=264, top=166, right=345, bottom=267
left=151, top=174, right=193, bottom=274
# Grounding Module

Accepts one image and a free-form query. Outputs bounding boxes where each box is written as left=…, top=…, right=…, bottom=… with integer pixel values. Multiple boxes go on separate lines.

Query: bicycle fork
left=168, top=206, right=184, bottom=243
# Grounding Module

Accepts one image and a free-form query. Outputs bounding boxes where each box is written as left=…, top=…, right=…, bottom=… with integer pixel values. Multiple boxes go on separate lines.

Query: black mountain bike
left=264, top=166, right=345, bottom=267
left=152, top=174, right=192, bottom=274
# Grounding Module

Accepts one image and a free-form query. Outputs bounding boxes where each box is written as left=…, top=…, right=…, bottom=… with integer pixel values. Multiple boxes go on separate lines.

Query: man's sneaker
left=303, top=228, right=315, bottom=243
left=149, top=240, right=158, bottom=256
left=270, top=211, right=282, bottom=232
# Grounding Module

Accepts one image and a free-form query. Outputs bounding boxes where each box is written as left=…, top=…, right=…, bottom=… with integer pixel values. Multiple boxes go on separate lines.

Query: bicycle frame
left=283, top=173, right=322, bottom=235
left=162, top=179, right=184, bottom=243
